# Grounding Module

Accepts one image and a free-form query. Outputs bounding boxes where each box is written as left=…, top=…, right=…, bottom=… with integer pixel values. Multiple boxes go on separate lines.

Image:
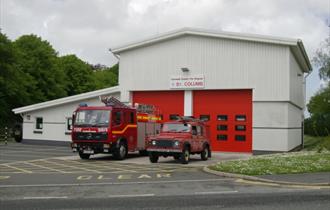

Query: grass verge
left=303, top=135, right=330, bottom=151
left=209, top=151, right=330, bottom=176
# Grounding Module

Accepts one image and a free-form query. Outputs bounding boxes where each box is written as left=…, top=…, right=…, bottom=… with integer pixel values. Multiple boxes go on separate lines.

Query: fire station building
left=13, top=28, right=312, bottom=154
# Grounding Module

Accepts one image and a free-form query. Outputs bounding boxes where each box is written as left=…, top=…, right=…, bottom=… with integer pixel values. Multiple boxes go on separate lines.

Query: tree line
left=305, top=38, right=330, bottom=136
left=0, top=33, right=118, bottom=127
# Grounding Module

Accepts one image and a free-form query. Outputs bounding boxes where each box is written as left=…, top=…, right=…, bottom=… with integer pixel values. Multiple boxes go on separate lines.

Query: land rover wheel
left=149, top=152, right=159, bottom=163
left=181, top=147, right=190, bottom=164
left=78, top=151, right=90, bottom=160
left=201, top=145, right=209, bottom=161
left=114, top=142, right=127, bottom=160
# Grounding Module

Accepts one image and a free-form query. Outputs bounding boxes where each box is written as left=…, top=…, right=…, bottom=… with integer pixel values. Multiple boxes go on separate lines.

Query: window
left=217, top=125, right=228, bottom=131
left=66, top=117, right=72, bottom=131
left=217, top=115, right=228, bottom=121
left=236, top=115, right=246, bottom=121
left=200, top=115, right=210, bottom=121
left=192, top=126, right=197, bottom=135
left=112, top=111, right=122, bottom=125
left=169, top=114, right=179, bottom=120
left=235, top=125, right=246, bottom=131
left=217, top=134, right=227, bottom=141
left=129, top=112, right=135, bottom=123
left=197, top=126, right=203, bottom=135
left=235, top=135, right=246, bottom=141
left=36, top=117, right=43, bottom=130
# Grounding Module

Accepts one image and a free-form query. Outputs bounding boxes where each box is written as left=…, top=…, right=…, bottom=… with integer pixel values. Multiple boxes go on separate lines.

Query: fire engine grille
left=74, top=132, right=108, bottom=141
left=155, top=140, right=174, bottom=147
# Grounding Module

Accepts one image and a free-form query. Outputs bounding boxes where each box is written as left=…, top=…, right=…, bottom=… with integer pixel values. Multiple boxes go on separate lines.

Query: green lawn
left=210, top=151, right=330, bottom=176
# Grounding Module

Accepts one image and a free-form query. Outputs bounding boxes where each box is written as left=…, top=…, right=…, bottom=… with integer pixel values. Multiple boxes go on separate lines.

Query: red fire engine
left=70, top=97, right=161, bottom=160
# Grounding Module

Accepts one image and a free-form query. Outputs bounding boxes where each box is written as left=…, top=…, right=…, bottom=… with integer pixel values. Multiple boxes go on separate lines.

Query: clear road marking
left=23, top=196, right=68, bottom=200
left=39, top=160, right=103, bottom=174
left=63, top=159, right=138, bottom=173
left=194, top=190, right=238, bottom=195
left=2, top=164, right=32, bottom=174
left=0, top=178, right=233, bottom=188
left=24, top=161, right=68, bottom=173
left=108, top=193, right=154, bottom=198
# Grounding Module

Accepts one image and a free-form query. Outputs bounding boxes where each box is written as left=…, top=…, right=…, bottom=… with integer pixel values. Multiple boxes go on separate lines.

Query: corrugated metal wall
left=119, top=35, right=290, bottom=102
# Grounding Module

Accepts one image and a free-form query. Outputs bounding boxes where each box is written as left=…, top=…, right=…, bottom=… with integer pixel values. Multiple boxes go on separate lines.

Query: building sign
left=170, top=75, right=205, bottom=89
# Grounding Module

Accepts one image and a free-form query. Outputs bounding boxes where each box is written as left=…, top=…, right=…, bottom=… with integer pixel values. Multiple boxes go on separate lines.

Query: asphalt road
left=1, top=142, right=329, bottom=209
left=1, top=190, right=330, bottom=210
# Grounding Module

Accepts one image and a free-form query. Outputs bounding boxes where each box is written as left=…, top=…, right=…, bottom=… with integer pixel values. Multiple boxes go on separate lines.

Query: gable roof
left=111, top=27, right=312, bottom=72
left=12, top=86, right=120, bottom=114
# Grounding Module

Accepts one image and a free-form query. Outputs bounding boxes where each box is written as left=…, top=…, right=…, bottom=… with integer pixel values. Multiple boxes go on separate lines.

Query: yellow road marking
left=40, top=160, right=103, bottom=174
left=3, top=164, right=32, bottom=174
left=112, top=124, right=137, bottom=134
left=24, top=162, right=68, bottom=173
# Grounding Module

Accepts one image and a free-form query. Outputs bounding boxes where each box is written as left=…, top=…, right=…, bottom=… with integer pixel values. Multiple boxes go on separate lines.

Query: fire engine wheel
left=114, top=142, right=127, bottom=160
left=181, top=147, right=190, bottom=164
left=201, top=145, right=209, bottom=161
left=149, top=153, right=159, bottom=163
left=78, top=152, right=90, bottom=160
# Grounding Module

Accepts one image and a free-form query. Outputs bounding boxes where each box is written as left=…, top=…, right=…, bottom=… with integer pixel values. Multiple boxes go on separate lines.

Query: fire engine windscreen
left=74, top=110, right=110, bottom=127
left=162, top=123, right=191, bottom=132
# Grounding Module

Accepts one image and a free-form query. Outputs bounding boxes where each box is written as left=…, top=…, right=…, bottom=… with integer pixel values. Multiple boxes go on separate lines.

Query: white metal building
left=13, top=28, right=311, bottom=153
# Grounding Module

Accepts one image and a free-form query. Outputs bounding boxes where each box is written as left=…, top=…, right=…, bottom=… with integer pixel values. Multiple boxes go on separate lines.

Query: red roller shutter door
left=132, top=91, right=184, bottom=121
left=193, top=90, right=252, bottom=153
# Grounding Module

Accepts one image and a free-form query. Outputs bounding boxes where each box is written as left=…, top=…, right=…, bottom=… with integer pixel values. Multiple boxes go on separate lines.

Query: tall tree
left=312, top=38, right=330, bottom=83
left=14, top=35, right=67, bottom=102
left=92, top=63, right=118, bottom=89
left=57, top=55, right=96, bottom=95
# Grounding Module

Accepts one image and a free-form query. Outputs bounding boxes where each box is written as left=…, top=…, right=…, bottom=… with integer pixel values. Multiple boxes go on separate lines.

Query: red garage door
left=193, top=90, right=252, bottom=153
left=133, top=91, right=184, bottom=121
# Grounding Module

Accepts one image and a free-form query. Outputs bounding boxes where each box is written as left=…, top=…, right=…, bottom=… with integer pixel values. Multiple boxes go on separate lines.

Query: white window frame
left=35, top=117, right=43, bottom=130
left=66, top=117, right=73, bottom=133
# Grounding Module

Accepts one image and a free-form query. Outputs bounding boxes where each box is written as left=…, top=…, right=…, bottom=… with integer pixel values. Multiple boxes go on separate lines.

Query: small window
left=66, top=118, right=72, bottom=131
left=113, top=111, right=122, bottom=125
left=235, top=135, right=246, bottom=141
left=129, top=112, right=135, bottom=123
left=169, top=114, right=179, bottom=120
left=36, top=117, right=43, bottom=130
left=217, top=115, right=228, bottom=121
left=235, top=125, right=246, bottom=131
left=217, top=125, right=227, bottom=131
left=197, top=126, right=203, bottom=135
left=217, top=134, right=227, bottom=141
left=200, top=115, right=210, bottom=121
left=192, top=126, right=197, bottom=135
left=236, top=115, right=246, bottom=121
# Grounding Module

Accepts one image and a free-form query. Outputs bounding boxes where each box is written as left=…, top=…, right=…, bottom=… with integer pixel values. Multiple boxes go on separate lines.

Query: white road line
left=0, top=178, right=233, bottom=188
left=2, top=164, right=32, bottom=173
left=194, top=190, right=238, bottom=195
left=108, top=193, right=154, bottom=198
left=23, top=196, right=68, bottom=200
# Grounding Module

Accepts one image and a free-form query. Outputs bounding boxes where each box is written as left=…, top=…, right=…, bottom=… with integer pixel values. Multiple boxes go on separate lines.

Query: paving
left=257, top=172, right=330, bottom=184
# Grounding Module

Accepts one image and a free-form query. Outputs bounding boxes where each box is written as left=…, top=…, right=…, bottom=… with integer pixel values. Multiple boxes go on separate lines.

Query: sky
left=1, top=0, right=329, bottom=107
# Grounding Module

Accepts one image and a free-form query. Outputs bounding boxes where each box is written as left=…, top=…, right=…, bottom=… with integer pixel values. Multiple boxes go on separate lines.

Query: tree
left=312, top=38, right=330, bottom=83
left=92, top=63, right=118, bottom=89
left=14, top=35, right=67, bottom=102
left=305, top=37, right=330, bottom=136
left=57, top=55, right=96, bottom=95
left=0, top=33, right=34, bottom=126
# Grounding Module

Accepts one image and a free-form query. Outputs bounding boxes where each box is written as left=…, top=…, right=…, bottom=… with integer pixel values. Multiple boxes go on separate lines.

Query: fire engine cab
left=71, top=97, right=161, bottom=160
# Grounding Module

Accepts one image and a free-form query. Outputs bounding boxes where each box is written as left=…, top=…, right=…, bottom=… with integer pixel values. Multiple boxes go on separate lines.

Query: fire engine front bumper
left=71, top=142, right=115, bottom=154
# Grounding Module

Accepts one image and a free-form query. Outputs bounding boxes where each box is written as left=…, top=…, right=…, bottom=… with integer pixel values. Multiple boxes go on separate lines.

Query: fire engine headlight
left=173, top=141, right=180, bottom=147
left=152, top=140, right=156, bottom=146
left=103, top=144, right=110, bottom=149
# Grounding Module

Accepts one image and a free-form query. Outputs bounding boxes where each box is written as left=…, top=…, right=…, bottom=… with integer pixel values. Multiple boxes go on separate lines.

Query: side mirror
left=72, top=113, right=76, bottom=126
